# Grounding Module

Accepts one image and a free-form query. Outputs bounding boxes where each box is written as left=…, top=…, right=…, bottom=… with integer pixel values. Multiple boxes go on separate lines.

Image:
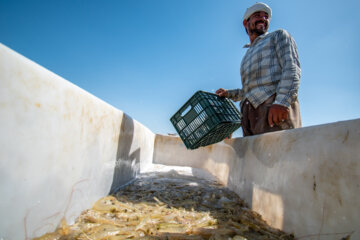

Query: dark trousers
left=241, top=95, right=301, bottom=137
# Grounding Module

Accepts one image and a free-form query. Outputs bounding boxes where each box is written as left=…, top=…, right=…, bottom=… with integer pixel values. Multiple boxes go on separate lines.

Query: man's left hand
left=268, top=104, right=289, bottom=127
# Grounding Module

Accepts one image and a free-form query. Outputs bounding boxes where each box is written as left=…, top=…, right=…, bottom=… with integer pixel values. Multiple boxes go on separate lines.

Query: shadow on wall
left=109, top=113, right=141, bottom=194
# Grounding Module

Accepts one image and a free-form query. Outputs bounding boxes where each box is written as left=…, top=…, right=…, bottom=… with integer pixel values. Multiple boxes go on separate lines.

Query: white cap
left=243, top=2, right=272, bottom=21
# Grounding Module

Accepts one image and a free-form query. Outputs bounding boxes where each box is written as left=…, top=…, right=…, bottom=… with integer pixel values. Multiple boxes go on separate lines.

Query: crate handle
left=180, top=105, right=192, bottom=117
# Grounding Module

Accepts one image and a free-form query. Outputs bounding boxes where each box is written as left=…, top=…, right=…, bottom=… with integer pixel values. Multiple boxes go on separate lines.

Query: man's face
left=244, top=11, right=269, bottom=36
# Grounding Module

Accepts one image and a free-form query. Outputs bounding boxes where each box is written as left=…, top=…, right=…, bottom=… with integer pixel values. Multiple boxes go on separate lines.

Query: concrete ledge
left=1, top=43, right=359, bottom=240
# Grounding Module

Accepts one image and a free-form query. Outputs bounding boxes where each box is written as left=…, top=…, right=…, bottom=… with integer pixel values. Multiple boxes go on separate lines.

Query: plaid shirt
left=228, top=29, right=301, bottom=108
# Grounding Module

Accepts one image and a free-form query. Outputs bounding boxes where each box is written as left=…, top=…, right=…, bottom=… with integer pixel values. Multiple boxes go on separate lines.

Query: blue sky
left=1, top=0, right=359, bottom=136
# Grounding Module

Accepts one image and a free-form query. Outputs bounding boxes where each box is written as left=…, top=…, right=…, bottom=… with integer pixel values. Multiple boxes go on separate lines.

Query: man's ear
left=243, top=19, right=247, bottom=28
left=243, top=19, right=248, bottom=34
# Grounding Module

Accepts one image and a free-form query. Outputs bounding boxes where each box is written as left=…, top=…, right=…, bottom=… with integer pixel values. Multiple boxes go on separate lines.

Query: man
left=216, top=2, right=301, bottom=136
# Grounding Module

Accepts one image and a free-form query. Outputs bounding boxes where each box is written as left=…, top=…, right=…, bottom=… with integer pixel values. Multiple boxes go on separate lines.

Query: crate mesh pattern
left=170, top=91, right=242, bottom=149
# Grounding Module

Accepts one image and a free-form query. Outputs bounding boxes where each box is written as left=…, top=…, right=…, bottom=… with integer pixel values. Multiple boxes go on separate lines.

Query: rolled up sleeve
left=227, top=88, right=244, bottom=102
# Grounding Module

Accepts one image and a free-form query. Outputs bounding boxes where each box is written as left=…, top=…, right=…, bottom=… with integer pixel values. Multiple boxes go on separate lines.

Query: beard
left=248, top=21, right=268, bottom=35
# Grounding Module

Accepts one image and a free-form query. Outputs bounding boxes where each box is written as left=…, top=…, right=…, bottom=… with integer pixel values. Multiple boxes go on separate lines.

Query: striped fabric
left=228, top=29, right=301, bottom=108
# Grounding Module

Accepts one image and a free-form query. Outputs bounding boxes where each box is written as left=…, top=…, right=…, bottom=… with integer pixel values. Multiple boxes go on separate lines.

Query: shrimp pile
left=34, top=171, right=294, bottom=240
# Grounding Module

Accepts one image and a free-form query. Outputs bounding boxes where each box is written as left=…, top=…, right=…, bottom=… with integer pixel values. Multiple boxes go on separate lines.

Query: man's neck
left=249, top=33, right=261, bottom=44
left=249, top=32, right=267, bottom=44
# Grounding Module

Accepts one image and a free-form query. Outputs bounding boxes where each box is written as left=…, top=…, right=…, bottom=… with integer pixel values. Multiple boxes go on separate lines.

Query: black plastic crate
left=170, top=91, right=242, bottom=149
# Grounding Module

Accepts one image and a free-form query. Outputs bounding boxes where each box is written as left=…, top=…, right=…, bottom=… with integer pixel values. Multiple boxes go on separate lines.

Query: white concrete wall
left=154, top=120, right=360, bottom=239
left=0, top=43, right=155, bottom=239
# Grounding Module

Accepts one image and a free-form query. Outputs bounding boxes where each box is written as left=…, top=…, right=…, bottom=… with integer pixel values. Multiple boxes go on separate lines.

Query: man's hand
left=216, top=88, right=228, bottom=97
left=268, top=104, right=289, bottom=127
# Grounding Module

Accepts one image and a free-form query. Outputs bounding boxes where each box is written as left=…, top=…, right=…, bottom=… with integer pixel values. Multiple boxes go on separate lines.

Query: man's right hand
left=216, top=88, right=228, bottom=97
left=268, top=104, right=289, bottom=127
